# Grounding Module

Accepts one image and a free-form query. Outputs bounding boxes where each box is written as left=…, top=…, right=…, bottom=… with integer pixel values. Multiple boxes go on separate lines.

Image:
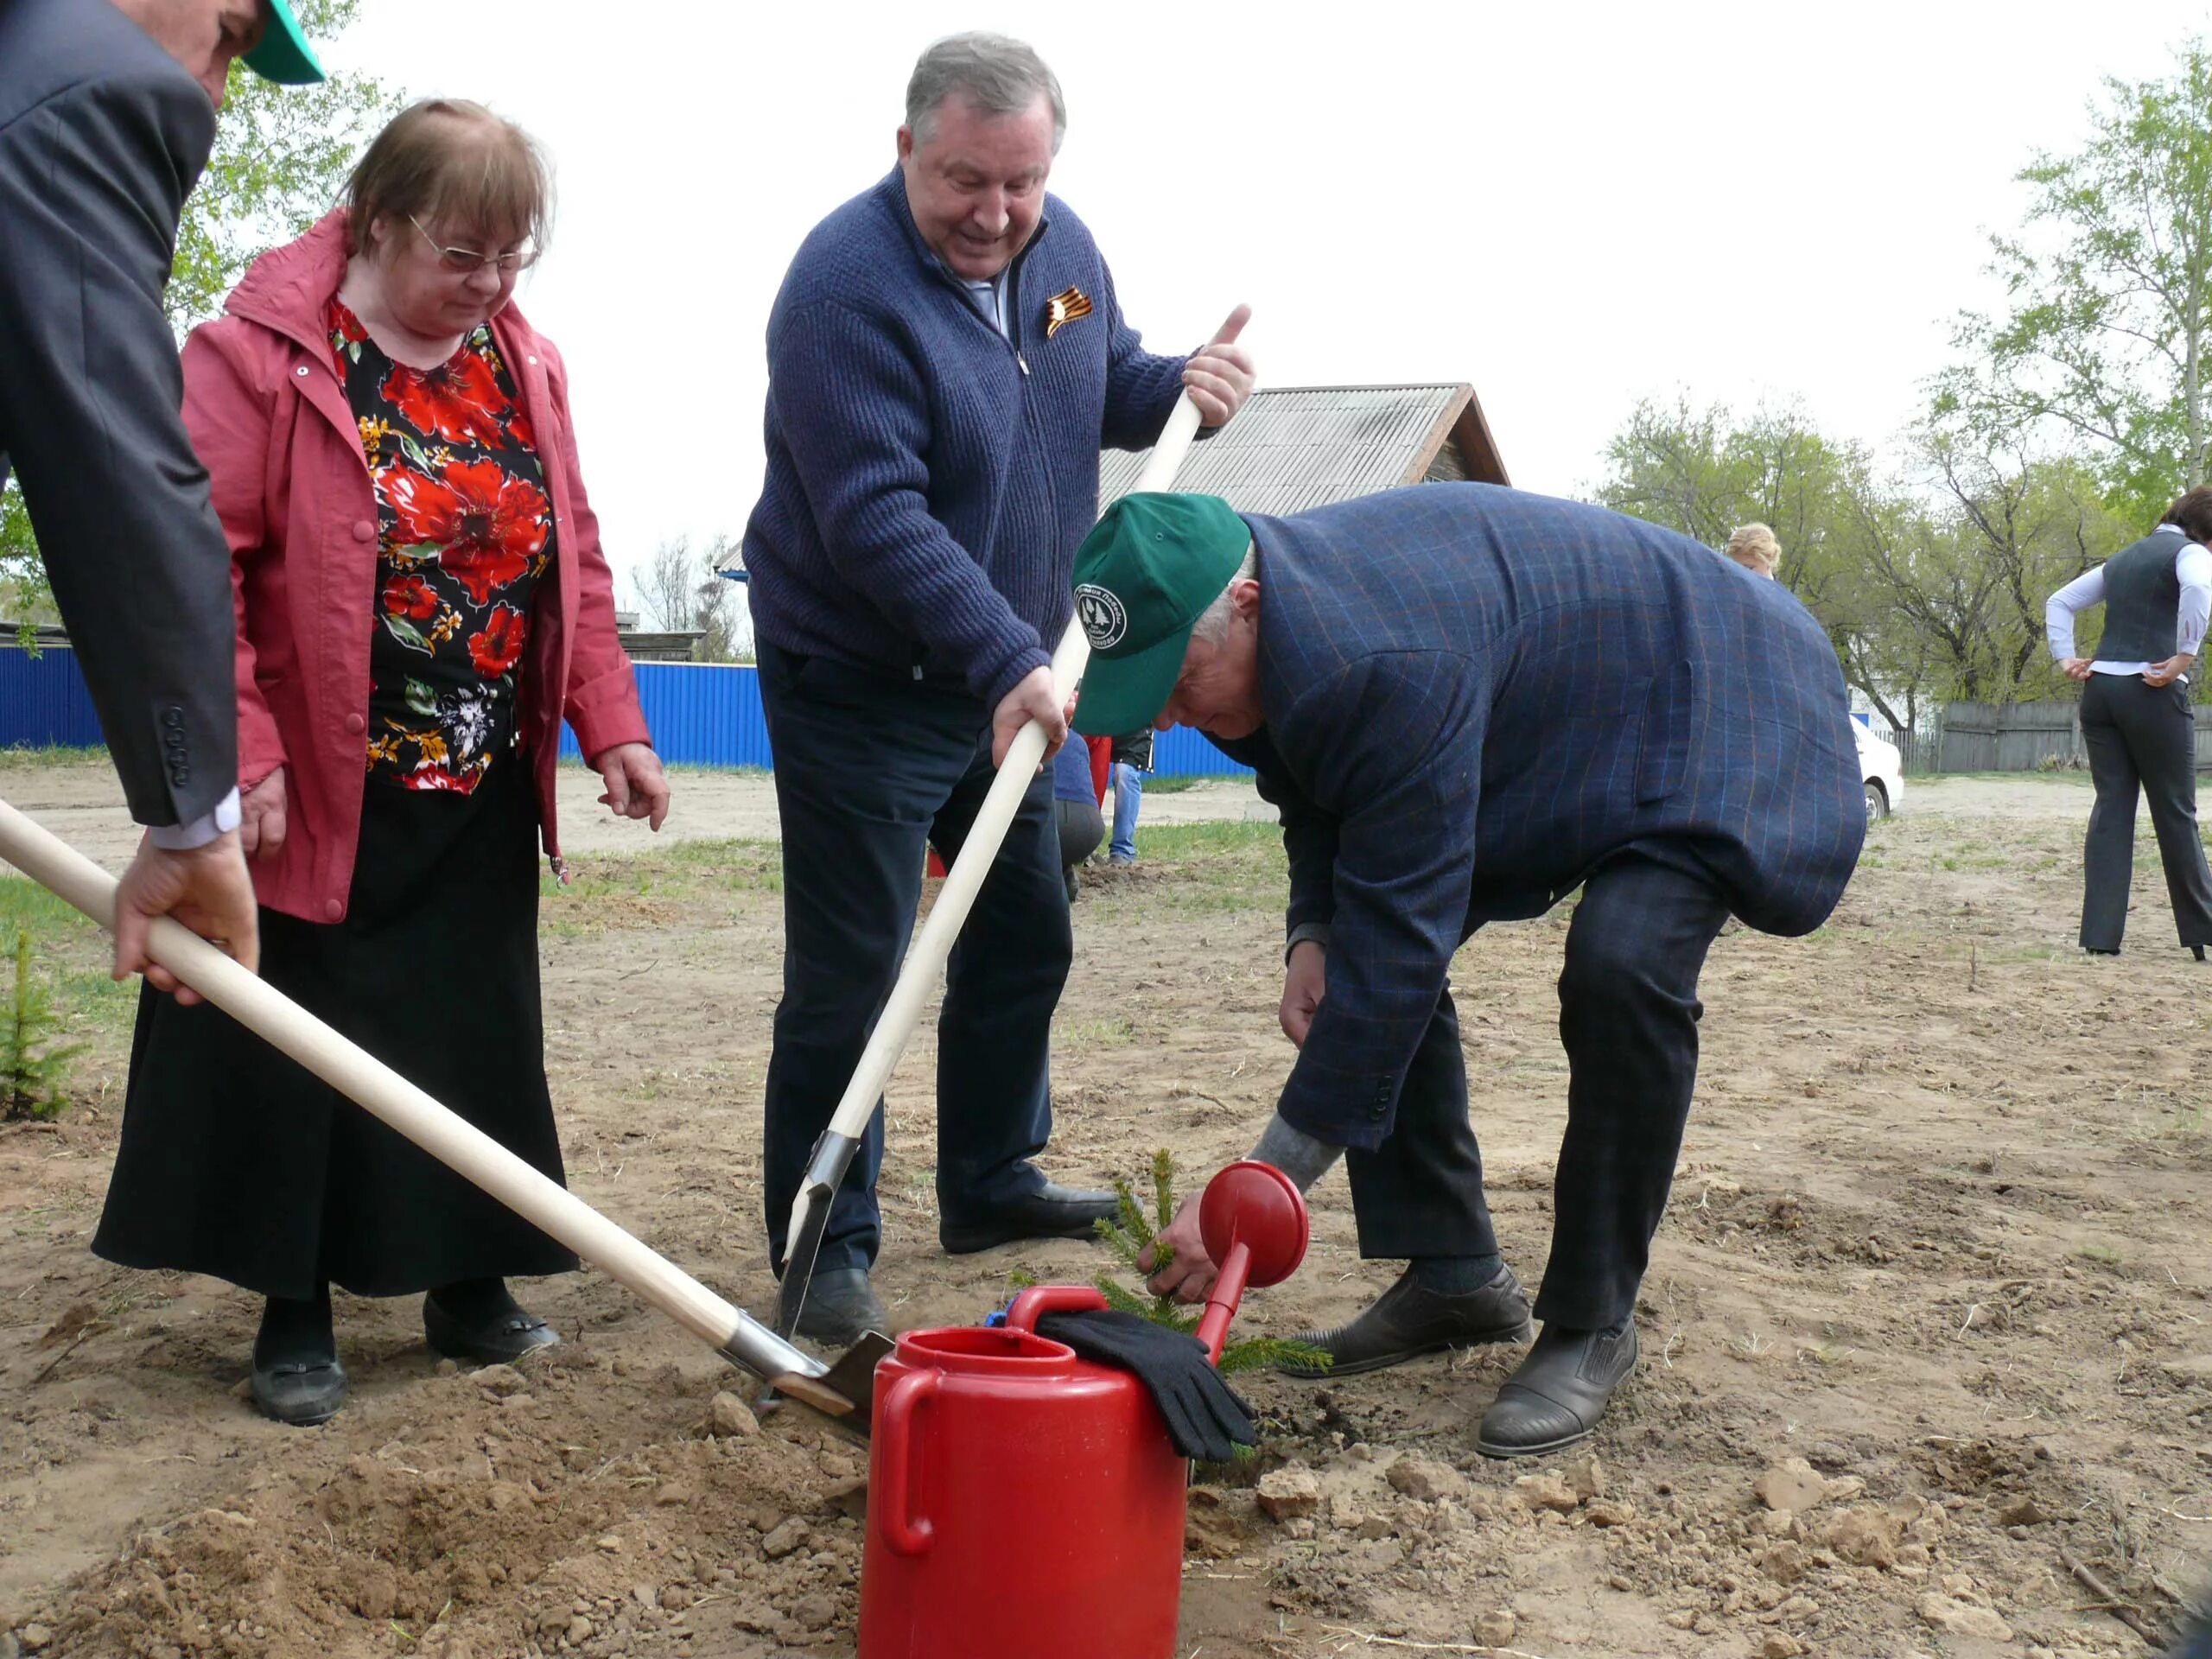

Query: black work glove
left=1036, top=1309, right=1256, bottom=1463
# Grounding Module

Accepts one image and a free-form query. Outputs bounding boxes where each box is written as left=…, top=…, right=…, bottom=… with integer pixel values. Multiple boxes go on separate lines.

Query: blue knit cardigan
left=741, top=169, right=1191, bottom=708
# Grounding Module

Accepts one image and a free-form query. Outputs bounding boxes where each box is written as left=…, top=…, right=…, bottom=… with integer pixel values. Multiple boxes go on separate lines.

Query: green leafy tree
left=1594, top=397, right=1907, bottom=721
left=1, top=0, right=400, bottom=624
left=1933, top=41, right=2212, bottom=523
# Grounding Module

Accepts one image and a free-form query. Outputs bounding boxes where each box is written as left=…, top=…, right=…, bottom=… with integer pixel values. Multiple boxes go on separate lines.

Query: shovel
left=0, top=800, right=893, bottom=1430
left=777, top=305, right=1250, bottom=1338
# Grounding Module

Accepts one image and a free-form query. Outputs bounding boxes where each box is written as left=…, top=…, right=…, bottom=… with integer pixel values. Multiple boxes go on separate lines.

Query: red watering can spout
left=1193, top=1160, right=1309, bottom=1362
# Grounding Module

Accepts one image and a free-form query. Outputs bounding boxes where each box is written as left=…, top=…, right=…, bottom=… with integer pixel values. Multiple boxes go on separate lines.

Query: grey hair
left=1189, top=544, right=1261, bottom=646
left=906, top=33, right=1066, bottom=152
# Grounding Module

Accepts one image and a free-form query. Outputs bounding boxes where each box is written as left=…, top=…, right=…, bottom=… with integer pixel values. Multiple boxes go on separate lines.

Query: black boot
left=786, top=1266, right=887, bottom=1346
left=1277, top=1263, right=1533, bottom=1378
left=939, top=1183, right=1121, bottom=1255
left=251, top=1287, right=345, bottom=1427
left=424, top=1277, right=558, bottom=1364
left=1476, top=1319, right=1639, bottom=1458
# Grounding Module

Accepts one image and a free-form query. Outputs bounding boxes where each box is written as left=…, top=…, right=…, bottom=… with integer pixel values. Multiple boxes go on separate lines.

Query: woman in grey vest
left=2046, top=486, right=2212, bottom=957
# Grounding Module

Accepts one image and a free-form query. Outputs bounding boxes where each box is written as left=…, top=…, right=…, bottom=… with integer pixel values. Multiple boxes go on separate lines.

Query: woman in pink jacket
left=92, top=99, right=670, bottom=1427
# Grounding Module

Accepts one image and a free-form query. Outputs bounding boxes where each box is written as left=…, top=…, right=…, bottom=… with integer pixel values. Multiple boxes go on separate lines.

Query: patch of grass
left=1084, top=820, right=1285, bottom=918
left=541, top=837, right=784, bottom=906
left=0, top=737, right=98, bottom=766
left=0, top=875, right=137, bottom=1040
left=1068, top=1015, right=1137, bottom=1046
left=2076, top=1242, right=2124, bottom=1268
left=1136, top=820, right=1281, bottom=859
left=0, top=742, right=109, bottom=767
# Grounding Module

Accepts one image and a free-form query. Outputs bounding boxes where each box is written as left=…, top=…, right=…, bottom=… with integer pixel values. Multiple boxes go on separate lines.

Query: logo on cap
left=1075, top=584, right=1128, bottom=650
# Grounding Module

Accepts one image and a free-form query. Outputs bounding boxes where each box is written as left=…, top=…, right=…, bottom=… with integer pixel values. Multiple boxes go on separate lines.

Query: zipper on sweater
left=1007, top=241, right=1030, bottom=375
left=920, top=220, right=1047, bottom=373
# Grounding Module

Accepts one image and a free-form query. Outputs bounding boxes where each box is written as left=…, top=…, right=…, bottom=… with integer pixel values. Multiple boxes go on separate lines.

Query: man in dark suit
left=0, top=0, right=321, bottom=995
left=1075, top=486, right=1865, bottom=1456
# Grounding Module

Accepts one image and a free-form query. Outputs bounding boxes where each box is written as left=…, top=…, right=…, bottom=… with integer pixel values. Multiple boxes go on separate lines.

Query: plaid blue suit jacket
left=1211, top=485, right=1865, bottom=1149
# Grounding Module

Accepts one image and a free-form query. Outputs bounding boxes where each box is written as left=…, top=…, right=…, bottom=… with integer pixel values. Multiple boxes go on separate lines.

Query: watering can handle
left=874, top=1368, right=941, bottom=1557
left=1003, top=1285, right=1108, bottom=1333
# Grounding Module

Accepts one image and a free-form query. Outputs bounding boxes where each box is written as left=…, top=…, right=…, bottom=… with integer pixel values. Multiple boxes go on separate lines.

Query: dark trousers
left=2079, top=672, right=2212, bottom=951
left=757, top=644, right=1072, bottom=1276
left=1054, top=796, right=1105, bottom=870
left=1351, top=850, right=1729, bottom=1332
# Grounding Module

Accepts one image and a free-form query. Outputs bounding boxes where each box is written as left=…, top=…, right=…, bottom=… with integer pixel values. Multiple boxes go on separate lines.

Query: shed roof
left=1097, top=382, right=1508, bottom=518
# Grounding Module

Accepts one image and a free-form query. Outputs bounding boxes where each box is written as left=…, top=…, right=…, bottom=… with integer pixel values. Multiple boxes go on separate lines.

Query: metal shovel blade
left=741, top=1330, right=894, bottom=1438
left=775, top=1128, right=861, bottom=1338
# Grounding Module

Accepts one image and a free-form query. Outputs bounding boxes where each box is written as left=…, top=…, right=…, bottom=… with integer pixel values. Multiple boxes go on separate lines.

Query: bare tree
left=634, top=536, right=698, bottom=634
left=694, top=535, right=745, bottom=663
left=632, top=534, right=747, bottom=662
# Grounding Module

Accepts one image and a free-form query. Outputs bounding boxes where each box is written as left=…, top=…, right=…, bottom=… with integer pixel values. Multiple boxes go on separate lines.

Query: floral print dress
left=330, top=299, right=552, bottom=791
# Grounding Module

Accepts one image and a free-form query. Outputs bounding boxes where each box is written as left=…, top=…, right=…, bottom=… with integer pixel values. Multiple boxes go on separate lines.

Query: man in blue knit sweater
left=741, top=32, right=1254, bottom=1342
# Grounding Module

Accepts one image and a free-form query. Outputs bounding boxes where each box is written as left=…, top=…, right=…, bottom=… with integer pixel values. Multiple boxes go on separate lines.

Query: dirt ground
left=3, top=761, right=2211, bottom=1659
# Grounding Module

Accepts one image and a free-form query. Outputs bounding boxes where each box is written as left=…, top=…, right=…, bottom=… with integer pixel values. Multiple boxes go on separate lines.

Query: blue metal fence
left=3, top=651, right=1257, bottom=779
left=556, top=662, right=774, bottom=768
left=0, top=646, right=105, bottom=747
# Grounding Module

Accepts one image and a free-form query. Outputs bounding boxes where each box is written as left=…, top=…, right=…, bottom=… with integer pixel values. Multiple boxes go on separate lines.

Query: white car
left=1855, top=723, right=1904, bottom=820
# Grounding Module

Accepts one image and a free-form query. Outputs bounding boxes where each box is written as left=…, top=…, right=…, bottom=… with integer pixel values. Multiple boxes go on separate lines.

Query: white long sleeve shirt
left=2046, top=524, right=2212, bottom=677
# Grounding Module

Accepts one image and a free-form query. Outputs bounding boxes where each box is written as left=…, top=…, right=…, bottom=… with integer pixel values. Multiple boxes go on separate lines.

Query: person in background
left=92, top=100, right=668, bottom=1427
left=1108, top=728, right=1153, bottom=865
left=2046, top=486, right=2212, bottom=960
left=1052, top=734, right=1109, bottom=901
left=1723, top=522, right=1780, bottom=579
left=738, top=31, right=1254, bottom=1343
left=0, top=0, right=324, bottom=1000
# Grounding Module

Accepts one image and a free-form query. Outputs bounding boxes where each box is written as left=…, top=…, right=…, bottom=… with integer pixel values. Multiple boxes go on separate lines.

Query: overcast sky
left=334, top=1, right=2209, bottom=607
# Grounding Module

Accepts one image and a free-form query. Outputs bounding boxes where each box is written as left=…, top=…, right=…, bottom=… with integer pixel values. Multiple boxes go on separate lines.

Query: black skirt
left=92, top=761, right=579, bottom=1300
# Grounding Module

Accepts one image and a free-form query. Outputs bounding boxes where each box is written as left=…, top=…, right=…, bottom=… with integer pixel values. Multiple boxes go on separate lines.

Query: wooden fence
left=1936, top=698, right=2212, bottom=772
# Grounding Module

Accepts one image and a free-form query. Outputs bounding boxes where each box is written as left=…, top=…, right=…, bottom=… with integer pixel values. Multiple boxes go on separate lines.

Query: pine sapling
left=1088, top=1147, right=1327, bottom=1373
left=3, top=931, right=84, bottom=1122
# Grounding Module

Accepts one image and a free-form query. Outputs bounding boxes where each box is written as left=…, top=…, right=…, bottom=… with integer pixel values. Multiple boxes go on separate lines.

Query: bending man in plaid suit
left=1071, top=485, right=1865, bottom=1457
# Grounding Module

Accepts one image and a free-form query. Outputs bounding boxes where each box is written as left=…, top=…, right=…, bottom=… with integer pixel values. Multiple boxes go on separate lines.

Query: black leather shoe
left=423, top=1295, right=560, bottom=1364
left=1476, top=1319, right=1639, bottom=1458
left=789, top=1267, right=886, bottom=1346
left=251, top=1292, right=345, bottom=1426
left=1278, top=1263, right=1533, bottom=1378
left=939, top=1183, right=1120, bottom=1255
left=251, top=1355, right=346, bottom=1426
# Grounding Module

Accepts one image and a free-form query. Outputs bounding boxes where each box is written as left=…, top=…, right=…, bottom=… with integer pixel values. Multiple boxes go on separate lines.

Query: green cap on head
left=244, top=0, right=327, bottom=86
left=1071, top=493, right=1251, bottom=736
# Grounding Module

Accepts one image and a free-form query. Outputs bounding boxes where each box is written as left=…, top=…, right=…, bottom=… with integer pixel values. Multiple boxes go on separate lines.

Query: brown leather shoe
left=1277, top=1263, right=1533, bottom=1378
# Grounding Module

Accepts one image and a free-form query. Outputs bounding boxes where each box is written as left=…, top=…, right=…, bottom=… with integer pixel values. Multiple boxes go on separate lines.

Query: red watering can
left=857, top=1161, right=1309, bottom=1659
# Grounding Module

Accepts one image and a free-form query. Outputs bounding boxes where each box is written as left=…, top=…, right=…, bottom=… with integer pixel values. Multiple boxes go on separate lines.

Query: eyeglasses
left=407, top=214, right=537, bottom=275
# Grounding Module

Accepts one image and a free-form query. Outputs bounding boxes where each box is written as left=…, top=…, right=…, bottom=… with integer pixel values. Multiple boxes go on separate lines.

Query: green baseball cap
left=244, top=0, right=327, bottom=86
left=1071, top=492, right=1252, bottom=736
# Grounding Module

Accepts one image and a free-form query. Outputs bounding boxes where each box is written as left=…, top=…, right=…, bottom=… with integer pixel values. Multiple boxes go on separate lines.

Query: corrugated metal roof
left=1097, top=384, right=1470, bottom=518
